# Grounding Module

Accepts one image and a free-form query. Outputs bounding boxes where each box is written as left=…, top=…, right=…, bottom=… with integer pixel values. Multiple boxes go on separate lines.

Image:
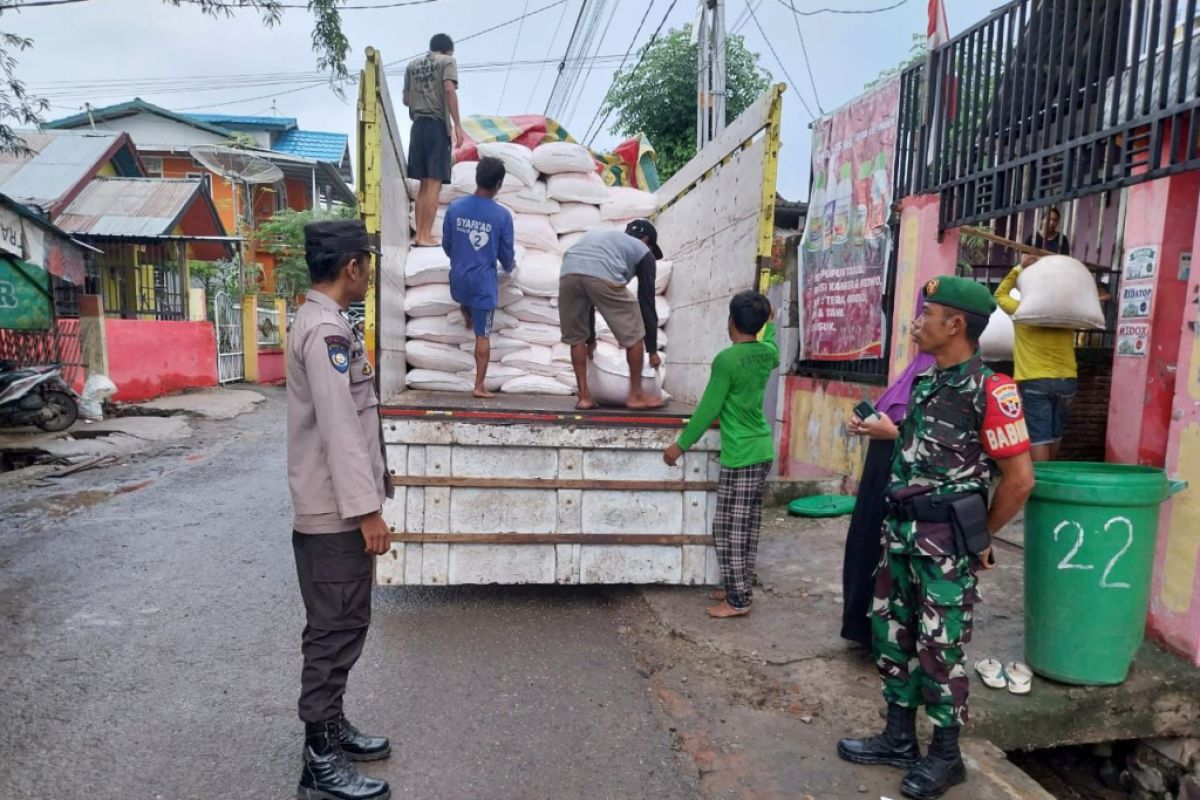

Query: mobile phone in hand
left=853, top=399, right=880, bottom=424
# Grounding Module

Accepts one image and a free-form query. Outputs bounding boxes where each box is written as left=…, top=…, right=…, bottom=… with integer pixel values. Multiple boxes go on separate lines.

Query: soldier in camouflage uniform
left=838, top=276, right=1036, bottom=800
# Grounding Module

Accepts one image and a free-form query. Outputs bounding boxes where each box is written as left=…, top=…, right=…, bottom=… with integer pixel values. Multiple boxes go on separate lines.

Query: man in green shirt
left=664, top=290, right=778, bottom=618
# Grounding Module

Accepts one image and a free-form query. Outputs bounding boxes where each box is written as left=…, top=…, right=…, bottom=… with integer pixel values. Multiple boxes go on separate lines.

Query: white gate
left=213, top=291, right=244, bottom=384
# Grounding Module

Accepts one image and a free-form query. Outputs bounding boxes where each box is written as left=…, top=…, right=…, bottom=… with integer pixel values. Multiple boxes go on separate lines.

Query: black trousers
left=841, top=439, right=893, bottom=648
left=293, top=530, right=372, bottom=724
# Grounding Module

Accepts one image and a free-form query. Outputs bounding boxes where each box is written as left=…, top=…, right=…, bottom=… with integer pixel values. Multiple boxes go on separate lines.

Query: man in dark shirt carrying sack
left=837, top=277, right=1035, bottom=800
left=404, top=33, right=464, bottom=247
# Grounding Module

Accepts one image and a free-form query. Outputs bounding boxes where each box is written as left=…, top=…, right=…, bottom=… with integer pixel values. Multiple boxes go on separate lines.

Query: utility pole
left=695, top=0, right=726, bottom=151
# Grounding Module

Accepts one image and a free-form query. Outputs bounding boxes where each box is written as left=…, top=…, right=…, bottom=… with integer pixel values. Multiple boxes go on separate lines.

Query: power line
left=2, top=0, right=90, bottom=8
left=525, top=0, right=571, bottom=109
left=496, top=0, right=532, bottom=113
left=563, top=0, right=621, bottom=129
left=770, top=0, right=910, bottom=15
left=746, top=0, right=816, bottom=118
left=543, top=0, right=591, bottom=116
left=581, top=0, right=654, bottom=142
left=583, top=0, right=678, bottom=147
left=730, top=0, right=763, bottom=35
left=174, top=0, right=443, bottom=10
left=556, top=0, right=611, bottom=124
left=384, top=0, right=568, bottom=66
left=786, top=0, right=824, bottom=114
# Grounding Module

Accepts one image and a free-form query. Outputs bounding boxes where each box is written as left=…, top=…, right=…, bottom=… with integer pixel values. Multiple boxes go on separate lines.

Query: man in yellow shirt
left=995, top=215, right=1077, bottom=461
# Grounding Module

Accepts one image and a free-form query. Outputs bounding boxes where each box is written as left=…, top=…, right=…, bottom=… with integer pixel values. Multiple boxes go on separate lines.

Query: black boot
left=338, top=714, right=391, bottom=762
left=837, top=704, right=921, bottom=768
left=297, top=720, right=391, bottom=800
left=901, top=725, right=966, bottom=800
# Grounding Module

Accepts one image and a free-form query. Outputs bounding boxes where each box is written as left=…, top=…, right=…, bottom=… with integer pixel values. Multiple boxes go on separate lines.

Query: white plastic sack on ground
left=551, top=202, right=602, bottom=234
left=600, top=187, right=657, bottom=220
left=407, top=314, right=475, bottom=345
left=501, top=374, right=574, bottom=395
left=513, top=214, right=559, bottom=251
left=586, top=348, right=667, bottom=407
left=406, top=369, right=474, bottom=393
left=501, top=345, right=559, bottom=377
left=532, top=142, right=596, bottom=175
left=461, top=334, right=526, bottom=362
left=457, top=363, right=526, bottom=392
left=507, top=321, right=561, bottom=347
left=477, top=142, right=538, bottom=187
left=79, top=374, right=117, bottom=420
left=1011, top=256, right=1105, bottom=329
left=405, top=247, right=451, bottom=287
left=980, top=306, right=1015, bottom=361
left=547, top=171, right=609, bottom=204
left=594, top=341, right=622, bottom=363
left=512, top=249, right=562, bottom=297
left=406, top=340, right=476, bottom=372
left=497, top=181, right=561, bottom=215
left=508, top=297, right=560, bottom=325
left=404, top=283, right=457, bottom=317
left=557, top=231, right=588, bottom=253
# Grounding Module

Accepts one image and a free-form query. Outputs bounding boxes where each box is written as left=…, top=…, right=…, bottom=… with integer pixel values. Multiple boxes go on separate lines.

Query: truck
left=355, top=48, right=785, bottom=586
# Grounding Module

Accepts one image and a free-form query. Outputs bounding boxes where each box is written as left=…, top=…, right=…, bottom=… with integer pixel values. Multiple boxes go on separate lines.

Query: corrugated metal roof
left=56, top=177, right=205, bottom=238
left=0, top=131, right=124, bottom=211
left=187, top=113, right=297, bottom=130
left=273, top=129, right=349, bottom=164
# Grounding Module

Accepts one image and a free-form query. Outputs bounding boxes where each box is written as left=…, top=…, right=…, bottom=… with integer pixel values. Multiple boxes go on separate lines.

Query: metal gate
left=213, top=291, right=244, bottom=384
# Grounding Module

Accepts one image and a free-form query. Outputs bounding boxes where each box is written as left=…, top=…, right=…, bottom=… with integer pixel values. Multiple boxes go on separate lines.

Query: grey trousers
left=293, top=530, right=372, bottom=724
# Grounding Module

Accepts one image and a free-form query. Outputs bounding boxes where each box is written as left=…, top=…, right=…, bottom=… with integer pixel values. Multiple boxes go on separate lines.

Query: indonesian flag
left=927, top=0, right=949, bottom=49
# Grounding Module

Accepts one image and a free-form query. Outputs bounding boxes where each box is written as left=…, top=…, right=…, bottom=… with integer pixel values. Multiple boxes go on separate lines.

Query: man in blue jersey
left=442, top=157, right=516, bottom=397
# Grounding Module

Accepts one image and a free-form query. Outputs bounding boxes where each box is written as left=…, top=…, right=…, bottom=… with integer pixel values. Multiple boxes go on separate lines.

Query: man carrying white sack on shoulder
left=559, top=220, right=662, bottom=410
left=995, top=207, right=1076, bottom=462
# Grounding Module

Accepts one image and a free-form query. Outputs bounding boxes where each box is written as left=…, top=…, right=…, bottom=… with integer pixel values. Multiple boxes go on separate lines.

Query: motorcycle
left=0, top=362, right=80, bottom=432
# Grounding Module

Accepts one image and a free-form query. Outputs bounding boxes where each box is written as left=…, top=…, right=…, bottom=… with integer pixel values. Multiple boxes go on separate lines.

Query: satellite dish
left=189, top=144, right=284, bottom=184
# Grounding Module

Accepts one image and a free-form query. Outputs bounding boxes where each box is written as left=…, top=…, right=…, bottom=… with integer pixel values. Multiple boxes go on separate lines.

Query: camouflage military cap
left=922, top=275, right=997, bottom=317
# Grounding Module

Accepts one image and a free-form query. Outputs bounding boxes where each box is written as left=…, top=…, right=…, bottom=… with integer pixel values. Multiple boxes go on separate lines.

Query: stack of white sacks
left=403, top=141, right=670, bottom=396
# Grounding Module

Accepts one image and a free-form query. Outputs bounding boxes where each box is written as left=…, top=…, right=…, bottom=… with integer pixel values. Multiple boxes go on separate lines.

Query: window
left=143, top=156, right=163, bottom=178
left=186, top=172, right=213, bottom=194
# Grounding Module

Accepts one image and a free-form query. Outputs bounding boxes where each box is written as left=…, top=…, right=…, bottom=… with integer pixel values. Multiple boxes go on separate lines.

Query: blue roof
left=185, top=113, right=297, bottom=131
left=272, top=129, right=349, bottom=164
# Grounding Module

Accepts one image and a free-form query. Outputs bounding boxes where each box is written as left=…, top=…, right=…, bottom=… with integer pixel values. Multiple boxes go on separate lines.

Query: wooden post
left=241, top=293, right=259, bottom=383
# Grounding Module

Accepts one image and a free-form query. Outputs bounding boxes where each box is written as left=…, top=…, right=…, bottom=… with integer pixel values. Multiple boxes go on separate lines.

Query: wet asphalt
left=0, top=388, right=697, bottom=800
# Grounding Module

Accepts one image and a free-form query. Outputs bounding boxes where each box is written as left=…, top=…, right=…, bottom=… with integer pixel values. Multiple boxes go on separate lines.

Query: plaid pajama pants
left=713, top=460, right=773, bottom=609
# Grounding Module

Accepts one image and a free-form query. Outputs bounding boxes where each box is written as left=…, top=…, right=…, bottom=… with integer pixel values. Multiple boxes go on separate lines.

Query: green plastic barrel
left=1024, top=462, right=1186, bottom=685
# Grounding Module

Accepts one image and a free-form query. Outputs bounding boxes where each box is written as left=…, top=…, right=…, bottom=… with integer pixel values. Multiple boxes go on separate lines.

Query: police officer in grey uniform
left=288, top=220, right=392, bottom=800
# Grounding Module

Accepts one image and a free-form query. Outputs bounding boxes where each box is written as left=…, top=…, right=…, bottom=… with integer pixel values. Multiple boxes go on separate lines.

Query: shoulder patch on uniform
left=990, top=381, right=1022, bottom=419
left=325, top=335, right=351, bottom=373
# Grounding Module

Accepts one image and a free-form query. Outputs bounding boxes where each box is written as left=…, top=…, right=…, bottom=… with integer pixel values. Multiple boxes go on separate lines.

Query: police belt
left=886, top=491, right=982, bottom=523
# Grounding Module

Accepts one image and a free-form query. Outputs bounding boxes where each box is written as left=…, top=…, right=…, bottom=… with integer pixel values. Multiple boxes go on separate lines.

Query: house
left=45, top=99, right=355, bottom=291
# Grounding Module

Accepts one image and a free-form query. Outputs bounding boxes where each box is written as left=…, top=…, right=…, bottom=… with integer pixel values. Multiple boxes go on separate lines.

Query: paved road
left=0, top=388, right=697, bottom=800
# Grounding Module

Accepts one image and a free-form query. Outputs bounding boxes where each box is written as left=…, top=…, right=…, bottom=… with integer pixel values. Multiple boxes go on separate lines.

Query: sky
left=9, top=0, right=961, bottom=201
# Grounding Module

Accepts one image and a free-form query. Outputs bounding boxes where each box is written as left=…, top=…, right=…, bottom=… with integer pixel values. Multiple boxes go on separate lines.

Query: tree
left=0, top=0, right=350, bottom=155
left=601, top=26, right=771, bottom=181
left=864, top=33, right=927, bottom=91
left=258, top=205, right=357, bottom=298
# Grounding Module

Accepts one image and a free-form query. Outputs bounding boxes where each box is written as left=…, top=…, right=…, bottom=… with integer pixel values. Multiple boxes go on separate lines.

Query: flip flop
left=1006, top=662, right=1033, bottom=695
left=974, top=657, right=1007, bottom=689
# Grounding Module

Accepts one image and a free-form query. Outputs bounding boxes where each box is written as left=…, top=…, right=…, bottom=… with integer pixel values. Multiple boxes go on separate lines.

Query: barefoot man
left=559, top=220, right=663, bottom=410
left=442, top=157, right=515, bottom=397
left=403, top=33, right=463, bottom=247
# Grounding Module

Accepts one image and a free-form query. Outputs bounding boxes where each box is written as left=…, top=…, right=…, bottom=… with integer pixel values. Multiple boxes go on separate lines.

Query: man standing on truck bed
left=559, top=220, right=662, bottom=410
left=404, top=33, right=463, bottom=247
left=443, top=156, right=516, bottom=398
left=287, top=220, right=393, bottom=800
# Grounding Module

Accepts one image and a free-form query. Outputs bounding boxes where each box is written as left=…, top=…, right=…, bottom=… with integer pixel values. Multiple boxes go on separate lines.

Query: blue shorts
left=461, top=305, right=494, bottom=338
left=1019, top=378, right=1077, bottom=445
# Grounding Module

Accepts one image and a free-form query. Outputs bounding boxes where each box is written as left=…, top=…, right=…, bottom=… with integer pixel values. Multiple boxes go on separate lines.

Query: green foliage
left=188, top=258, right=240, bottom=317
left=602, top=26, right=772, bottom=181
left=865, top=33, right=927, bottom=91
left=259, top=205, right=356, bottom=297
left=0, top=0, right=350, bottom=155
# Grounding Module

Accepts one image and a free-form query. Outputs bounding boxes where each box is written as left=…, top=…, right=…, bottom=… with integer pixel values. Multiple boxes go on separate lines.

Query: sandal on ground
left=1006, top=662, right=1033, bottom=695
left=974, top=657, right=1007, bottom=689
left=707, top=601, right=751, bottom=618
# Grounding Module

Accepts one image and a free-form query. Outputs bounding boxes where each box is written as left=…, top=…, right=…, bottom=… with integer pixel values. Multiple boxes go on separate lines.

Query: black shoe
left=339, top=714, right=392, bottom=762
left=298, top=720, right=391, bottom=800
left=837, top=704, right=921, bottom=769
left=901, top=725, right=966, bottom=800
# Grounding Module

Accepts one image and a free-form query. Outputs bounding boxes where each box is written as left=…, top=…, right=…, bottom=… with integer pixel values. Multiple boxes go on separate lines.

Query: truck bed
left=382, top=390, right=697, bottom=428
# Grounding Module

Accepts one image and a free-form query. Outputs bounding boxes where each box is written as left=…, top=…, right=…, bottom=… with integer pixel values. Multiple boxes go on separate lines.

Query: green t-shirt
left=677, top=322, right=778, bottom=468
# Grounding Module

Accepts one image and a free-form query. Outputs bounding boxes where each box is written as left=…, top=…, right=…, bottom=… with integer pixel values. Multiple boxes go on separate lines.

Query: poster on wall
left=800, top=77, right=900, bottom=361
left=1118, top=281, right=1155, bottom=320
left=1116, top=322, right=1150, bottom=357
left=1123, top=245, right=1158, bottom=281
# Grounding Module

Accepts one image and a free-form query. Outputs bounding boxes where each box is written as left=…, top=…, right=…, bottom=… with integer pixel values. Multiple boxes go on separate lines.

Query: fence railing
left=897, top=0, right=1200, bottom=229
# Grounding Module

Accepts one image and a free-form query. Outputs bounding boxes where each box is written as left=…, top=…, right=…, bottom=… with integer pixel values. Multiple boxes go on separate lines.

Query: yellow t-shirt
left=994, top=266, right=1078, bottom=382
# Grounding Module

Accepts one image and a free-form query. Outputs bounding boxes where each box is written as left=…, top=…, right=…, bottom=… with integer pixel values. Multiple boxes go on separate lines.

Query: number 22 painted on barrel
left=1051, top=517, right=1134, bottom=589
